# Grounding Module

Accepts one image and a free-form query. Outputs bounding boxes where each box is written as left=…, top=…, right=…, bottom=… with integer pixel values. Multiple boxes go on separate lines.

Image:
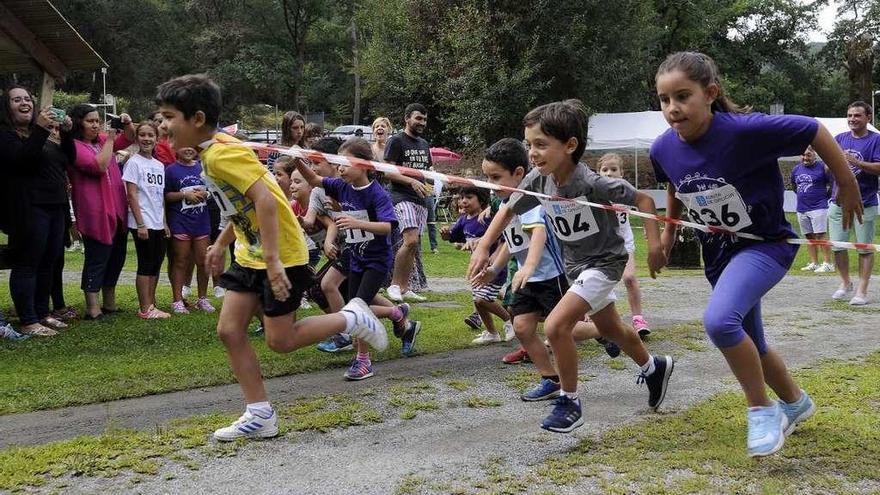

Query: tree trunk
left=352, top=19, right=360, bottom=125
left=846, top=33, right=874, bottom=102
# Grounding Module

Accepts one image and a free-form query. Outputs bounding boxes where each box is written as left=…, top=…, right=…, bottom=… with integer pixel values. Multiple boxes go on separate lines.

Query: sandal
left=20, top=323, right=58, bottom=337
left=84, top=313, right=107, bottom=321
left=52, top=306, right=80, bottom=320
left=101, top=307, right=123, bottom=314
left=40, top=316, right=68, bottom=329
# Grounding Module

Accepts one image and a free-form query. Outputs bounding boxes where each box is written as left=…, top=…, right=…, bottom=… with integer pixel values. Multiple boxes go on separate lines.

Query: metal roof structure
left=0, top=0, right=107, bottom=80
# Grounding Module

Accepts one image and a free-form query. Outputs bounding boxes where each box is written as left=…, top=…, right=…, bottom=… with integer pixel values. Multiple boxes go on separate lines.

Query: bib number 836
left=688, top=204, right=740, bottom=227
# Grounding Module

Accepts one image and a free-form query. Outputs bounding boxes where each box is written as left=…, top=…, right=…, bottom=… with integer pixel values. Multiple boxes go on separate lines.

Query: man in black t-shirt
left=383, top=103, right=433, bottom=302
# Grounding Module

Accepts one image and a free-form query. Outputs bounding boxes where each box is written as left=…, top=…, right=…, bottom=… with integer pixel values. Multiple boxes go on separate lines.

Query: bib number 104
left=553, top=213, right=591, bottom=237
left=688, top=204, right=740, bottom=227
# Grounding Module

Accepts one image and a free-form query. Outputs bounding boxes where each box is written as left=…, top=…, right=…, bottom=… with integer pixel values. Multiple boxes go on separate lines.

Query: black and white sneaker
left=637, top=355, right=674, bottom=411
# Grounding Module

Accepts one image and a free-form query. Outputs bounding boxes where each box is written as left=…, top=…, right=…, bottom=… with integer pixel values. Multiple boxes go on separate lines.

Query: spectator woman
left=66, top=104, right=131, bottom=320
left=0, top=86, right=73, bottom=336
left=371, top=117, right=392, bottom=160
left=281, top=111, right=307, bottom=147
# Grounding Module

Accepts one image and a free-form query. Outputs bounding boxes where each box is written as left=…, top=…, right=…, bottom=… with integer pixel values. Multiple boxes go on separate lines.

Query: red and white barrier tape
left=245, top=142, right=880, bottom=253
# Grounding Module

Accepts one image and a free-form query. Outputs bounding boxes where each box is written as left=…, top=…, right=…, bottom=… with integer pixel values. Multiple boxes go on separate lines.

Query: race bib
left=617, top=210, right=628, bottom=225
left=203, top=175, right=237, bottom=218
left=676, top=184, right=752, bottom=231
left=334, top=209, right=375, bottom=244
left=541, top=198, right=599, bottom=242
left=503, top=218, right=531, bottom=254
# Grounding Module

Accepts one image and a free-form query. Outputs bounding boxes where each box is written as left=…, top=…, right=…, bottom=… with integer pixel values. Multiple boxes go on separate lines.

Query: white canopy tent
left=586, top=111, right=878, bottom=210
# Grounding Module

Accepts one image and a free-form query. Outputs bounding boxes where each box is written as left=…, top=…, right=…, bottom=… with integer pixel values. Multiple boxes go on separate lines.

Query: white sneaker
left=402, top=290, right=427, bottom=302
left=342, top=298, right=388, bottom=351
left=849, top=294, right=868, bottom=306
left=814, top=262, right=835, bottom=273
left=800, top=262, right=818, bottom=271
left=213, top=410, right=279, bottom=442
left=832, top=282, right=853, bottom=301
left=182, top=285, right=192, bottom=299
left=213, top=286, right=226, bottom=298
left=502, top=320, right=516, bottom=341
left=300, top=297, right=312, bottom=310
left=386, top=285, right=403, bottom=302
left=472, top=330, right=501, bottom=345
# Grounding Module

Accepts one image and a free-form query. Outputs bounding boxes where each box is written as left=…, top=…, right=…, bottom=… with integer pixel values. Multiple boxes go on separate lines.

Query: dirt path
left=3, top=275, right=877, bottom=495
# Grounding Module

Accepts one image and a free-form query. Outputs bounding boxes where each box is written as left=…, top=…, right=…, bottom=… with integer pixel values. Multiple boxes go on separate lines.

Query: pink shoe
left=632, top=315, right=651, bottom=339
left=172, top=301, right=189, bottom=314
left=139, top=305, right=172, bottom=319
left=196, top=297, right=215, bottom=313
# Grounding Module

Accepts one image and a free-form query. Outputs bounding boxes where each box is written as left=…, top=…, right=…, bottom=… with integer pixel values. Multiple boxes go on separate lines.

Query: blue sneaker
left=392, top=304, right=410, bottom=338
left=521, top=378, right=561, bottom=402
left=401, top=320, right=421, bottom=356
left=317, top=333, right=354, bottom=353
left=596, top=337, right=620, bottom=358
left=344, top=359, right=374, bottom=381
left=747, top=403, right=788, bottom=457
left=540, top=395, right=584, bottom=433
left=0, top=323, right=29, bottom=342
left=778, top=389, right=816, bottom=436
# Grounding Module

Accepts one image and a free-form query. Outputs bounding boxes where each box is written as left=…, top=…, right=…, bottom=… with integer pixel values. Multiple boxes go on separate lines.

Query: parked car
left=327, top=125, right=373, bottom=141
left=247, top=129, right=281, bottom=144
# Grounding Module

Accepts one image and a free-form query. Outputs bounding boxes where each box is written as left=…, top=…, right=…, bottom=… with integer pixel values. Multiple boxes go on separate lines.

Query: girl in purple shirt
left=650, top=52, right=862, bottom=458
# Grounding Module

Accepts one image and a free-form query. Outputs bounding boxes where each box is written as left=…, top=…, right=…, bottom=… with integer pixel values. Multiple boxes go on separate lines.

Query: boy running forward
left=468, top=100, right=674, bottom=433
left=155, top=75, right=386, bottom=442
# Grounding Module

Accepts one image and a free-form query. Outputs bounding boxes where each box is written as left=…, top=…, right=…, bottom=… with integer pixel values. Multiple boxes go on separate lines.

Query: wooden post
left=39, top=71, right=55, bottom=109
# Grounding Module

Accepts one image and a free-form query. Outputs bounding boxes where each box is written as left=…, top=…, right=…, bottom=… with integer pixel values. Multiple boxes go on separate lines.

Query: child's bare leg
left=475, top=299, right=498, bottom=333
left=515, top=312, right=555, bottom=376
left=171, top=239, right=189, bottom=301
left=321, top=267, right=347, bottom=312
left=571, top=319, right=600, bottom=341
left=269, top=312, right=347, bottom=352
left=543, top=292, right=588, bottom=393
left=193, top=237, right=210, bottom=298
left=589, top=303, right=650, bottom=366
left=217, top=291, right=268, bottom=403
left=622, top=253, right=642, bottom=316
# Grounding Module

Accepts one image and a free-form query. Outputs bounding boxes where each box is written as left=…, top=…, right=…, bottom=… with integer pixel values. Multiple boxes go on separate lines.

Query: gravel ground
left=3, top=274, right=879, bottom=494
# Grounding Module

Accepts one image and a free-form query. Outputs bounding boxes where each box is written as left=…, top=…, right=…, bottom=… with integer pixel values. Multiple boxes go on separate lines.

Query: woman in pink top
left=66, top=104, right=132, bottom=320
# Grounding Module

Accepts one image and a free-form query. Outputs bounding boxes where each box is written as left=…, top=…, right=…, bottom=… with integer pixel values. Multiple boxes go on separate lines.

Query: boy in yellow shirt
left=155, top=74, right=387, bottom=441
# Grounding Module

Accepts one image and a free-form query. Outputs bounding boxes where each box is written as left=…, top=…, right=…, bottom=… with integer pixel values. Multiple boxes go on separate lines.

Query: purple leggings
left=704, top=247, right=789, bottom=355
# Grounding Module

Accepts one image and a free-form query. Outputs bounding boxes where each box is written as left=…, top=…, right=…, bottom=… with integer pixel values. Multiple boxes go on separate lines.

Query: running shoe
left=521, top=378, right=561, bottom=402
left=632, top=315, right=650, bottom=338
left=502, top=320, right=516, bottom=341
left=814, top=262, right=835, bottom=273
left=392, top=303, right=410, bottom=338
left=540, top=395, right=583, bottom=433
left=213, top=286, right=226, bottom=298
left=502, top=346, right=531, bottom=364
left=138, top=305, right=172, bottom=319
left=0, top=323, right=30, bottom=341
left=471, top=330, right=501, bottom=345
left=800, top=262, right=818, bottom=271
left=832, top=282, right=853, bottom=301
left=849, top=294, right=868, bottom=306
left=595, top=337, right=621, bottom=358
left=20, top=323, right=58, bottom=337
left=40, top=316, right=68, bottom=329
left=213, top=410, right=279, bottom=442
left=637, top=355, right=674, bottom=411
left=402, top=290, right=427, bottom=302
left=401, top=320, right=421, bottom=356
left=778, top=389, right=816, bottom=436
left=464, top=312, right=483, bottom=330
left=747, top=403, right=788, bottom=457
left=344, top=359, right=374, bottom=381
left=317, top=333, right=354, bottom=353
left=386, top=285, right=403, bottom=302
left=172, top=300, right=189, bottom=314
left=342, top=298, right=388, bottom=351
left=52, top=306, right=79, bottom=320
left=196, top=297, right=216, bottom=313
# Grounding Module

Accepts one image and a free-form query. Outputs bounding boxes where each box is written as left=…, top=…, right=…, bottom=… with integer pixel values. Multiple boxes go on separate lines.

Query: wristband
left=137, top=223, right=146, bottom=229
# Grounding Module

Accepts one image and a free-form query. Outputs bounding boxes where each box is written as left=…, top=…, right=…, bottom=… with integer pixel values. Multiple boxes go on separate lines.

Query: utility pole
left=351, top=18, right=360, bottom=125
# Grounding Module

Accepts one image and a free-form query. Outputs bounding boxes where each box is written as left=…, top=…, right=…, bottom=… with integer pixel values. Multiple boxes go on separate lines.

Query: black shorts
left=219, top=262, right=314, bottom=317
left=510, top=275, right=569, bottom=317
left=131, top=229, right=167, bottom=277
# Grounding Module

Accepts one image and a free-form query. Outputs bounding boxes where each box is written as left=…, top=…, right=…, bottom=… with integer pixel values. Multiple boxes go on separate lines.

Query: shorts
left=219, top=262, right=314, bottom=317
left=473, top=282, right=504, bottom=302
left=394, top=201, right=428, bottom=233
left=568, top=268, right=618, bottom=315
left=308, top=248, right=321, bottom=268
left=131, top=229, right=167, bottom=277
left=172, top=233, right=210, bottom=241
left=510, top=275, right=568, bottom=317
left=828, top=202, right=877, bottom=253
left=331, top=248, right=351, bottom=275
left=796, top=209, right=828, bottom=235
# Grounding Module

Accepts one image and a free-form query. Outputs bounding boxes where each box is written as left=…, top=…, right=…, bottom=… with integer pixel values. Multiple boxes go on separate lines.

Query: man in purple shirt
left=790, top=146, right=834, bottom=273
left=829, top=101, right=880, bottom=305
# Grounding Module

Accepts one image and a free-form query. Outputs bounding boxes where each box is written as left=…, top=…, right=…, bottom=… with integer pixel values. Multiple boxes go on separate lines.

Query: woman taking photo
left=0, top=86, right=73, bottom=336
left=66, top=104, right=131, bottom=320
